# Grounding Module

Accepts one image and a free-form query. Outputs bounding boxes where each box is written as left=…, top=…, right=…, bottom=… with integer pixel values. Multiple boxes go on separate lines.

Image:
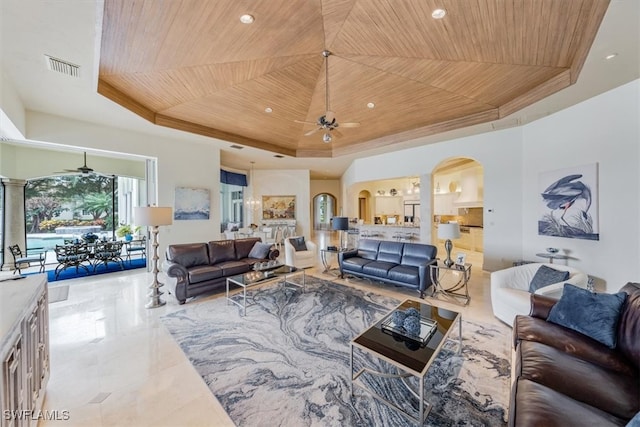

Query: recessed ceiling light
left=432, top=8, right=446, bottom=19
left=367, top=102, right=375, bottom=109
left=605, top=53, right=618, bottom=60
left=264, top=107, right=273, bottom=113
left=240, top=14, right=255, bottom=24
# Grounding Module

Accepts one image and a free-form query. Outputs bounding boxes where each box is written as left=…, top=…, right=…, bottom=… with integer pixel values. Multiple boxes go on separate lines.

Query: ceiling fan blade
left=295, top=119, right=317, bottom=125
left=304, top=127, right=321, bottom=136
left=332, top=129, right=343, bottom=138
left=340, top=122, right=361, bottom=128
left=324, top=110, right=335, bottom=122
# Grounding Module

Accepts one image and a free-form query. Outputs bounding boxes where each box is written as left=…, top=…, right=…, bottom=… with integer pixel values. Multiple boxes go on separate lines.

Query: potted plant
left=116, top=224, right=134, bottom=241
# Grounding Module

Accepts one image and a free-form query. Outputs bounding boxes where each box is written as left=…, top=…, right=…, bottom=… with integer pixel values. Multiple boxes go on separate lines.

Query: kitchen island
left=357, top=224, right=422, bottom=242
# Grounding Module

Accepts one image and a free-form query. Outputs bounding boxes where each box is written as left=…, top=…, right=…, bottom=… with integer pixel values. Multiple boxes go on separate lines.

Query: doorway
left=313, top=193, right=337, bottom=230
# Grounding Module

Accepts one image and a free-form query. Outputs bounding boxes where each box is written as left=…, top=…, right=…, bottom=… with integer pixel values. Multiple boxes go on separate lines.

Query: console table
left=0, top=274, right=50, bottom=426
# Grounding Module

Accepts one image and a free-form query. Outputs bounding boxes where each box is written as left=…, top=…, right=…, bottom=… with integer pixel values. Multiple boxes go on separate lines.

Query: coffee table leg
left=350, top=344, right=354, bottom=396
left=226, top=279, right=230, bottom=305
left=419, top=375, right=424, bottom=422
left=243, top=284, right=247, bottom=316
left=458, top=315, right=463, bottom=355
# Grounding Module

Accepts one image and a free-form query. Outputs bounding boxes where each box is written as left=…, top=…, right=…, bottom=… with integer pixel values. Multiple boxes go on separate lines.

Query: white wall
left=522, top=80, right=640, bottom=291
left=25, top=111, right=221, bottom=257
left=0, top=71, right=26, bottom=137
left=343, top=80, right=640, bottom=291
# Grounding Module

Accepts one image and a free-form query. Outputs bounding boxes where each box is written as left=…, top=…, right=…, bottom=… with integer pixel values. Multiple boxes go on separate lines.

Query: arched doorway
left=313, top=193, right=337, bottom=230
left=358, top=190, right=372, bottom=224
left=432, top=157, right=484, bottom=266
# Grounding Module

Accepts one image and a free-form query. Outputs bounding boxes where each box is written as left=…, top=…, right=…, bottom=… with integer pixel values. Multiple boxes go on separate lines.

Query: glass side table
left=428, top=262, right=472, bottom=306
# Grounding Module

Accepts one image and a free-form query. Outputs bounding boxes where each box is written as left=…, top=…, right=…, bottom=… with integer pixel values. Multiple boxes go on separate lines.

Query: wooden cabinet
left=1, top=275, right=49, bottom=427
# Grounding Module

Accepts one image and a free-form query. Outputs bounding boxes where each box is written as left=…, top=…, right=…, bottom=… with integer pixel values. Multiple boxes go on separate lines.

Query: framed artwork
left=174, top=187, right=210, bottom=220
left=538, top=163, right=599, bottom=240
left=262, top=195, right=296, bottom=219
left=455, top=253, right=466, bottom=266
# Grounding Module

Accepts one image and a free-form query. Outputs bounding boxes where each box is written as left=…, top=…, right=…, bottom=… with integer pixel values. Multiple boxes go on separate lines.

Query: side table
left=429, top=262, right=472, bottom=306
left=535, top=253, right=569, bottom=264
left=320, top=248, right=352, bottom=275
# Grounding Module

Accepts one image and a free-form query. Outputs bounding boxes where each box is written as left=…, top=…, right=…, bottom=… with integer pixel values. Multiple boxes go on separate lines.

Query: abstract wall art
left=262, top=195, right=296, bottom=219
left=174, top=187, right=210, bottom=220
left=538, top=163, right=599, bottom=240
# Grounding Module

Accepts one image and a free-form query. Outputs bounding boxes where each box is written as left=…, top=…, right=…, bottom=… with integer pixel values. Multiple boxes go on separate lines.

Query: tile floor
left=40, top=233, right=505, bottom=426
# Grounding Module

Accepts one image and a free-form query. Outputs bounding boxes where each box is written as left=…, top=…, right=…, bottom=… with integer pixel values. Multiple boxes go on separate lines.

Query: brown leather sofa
left=510, top=282, right=640, bottom=426
left=163, top=238, right=279, bottom=304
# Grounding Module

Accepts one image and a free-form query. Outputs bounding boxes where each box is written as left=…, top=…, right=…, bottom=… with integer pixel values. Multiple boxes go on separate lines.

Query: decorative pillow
left=625, top=411, right=640, bottom=427
left=290, top=237, right=307, bottom=252
left=248, top=242, right=272, bottom=260
left=529, top=265, right=570, bottom=293
left=547, top=283, right=627, bottom=348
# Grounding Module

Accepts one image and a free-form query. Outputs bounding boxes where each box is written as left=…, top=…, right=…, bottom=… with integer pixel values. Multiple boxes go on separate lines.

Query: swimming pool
left=27, top=235, right=67, bottom=251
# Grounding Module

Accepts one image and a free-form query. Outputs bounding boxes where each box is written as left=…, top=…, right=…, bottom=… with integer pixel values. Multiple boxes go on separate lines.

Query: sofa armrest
left=529, top=293, right=558, bottom=319
left=338, top=249, right=358, bottom=262
left=268, top=248, right=280, bottom=260
left=163, top=260, right=189, bottom=283
left=417, top=259, right=438, bottom=291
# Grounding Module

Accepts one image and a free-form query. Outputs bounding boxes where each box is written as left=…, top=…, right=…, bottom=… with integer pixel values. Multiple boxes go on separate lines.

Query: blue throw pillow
left=626, top=412, right=640, bottom=427
left=547, top=283, right=627, bottom=348
left=290, top=237, right=307, bottom=252
left=529, top=265, right=570, bottom=293
left=248, top=242, right=272, bottom=259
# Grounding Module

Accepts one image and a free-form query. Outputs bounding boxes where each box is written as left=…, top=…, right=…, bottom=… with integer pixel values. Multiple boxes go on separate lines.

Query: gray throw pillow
left=290, top=237, right=307, bottom=252
left=248, top=242, right=272, bottom=259
left=626, top=412, right=640, bottom=427
left=547, top=283, right=627, bottom=349
left=529, top=265, right=570, bottom=293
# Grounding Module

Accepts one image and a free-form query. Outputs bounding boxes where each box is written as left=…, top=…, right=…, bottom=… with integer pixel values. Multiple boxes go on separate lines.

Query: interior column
left=2, top=178, right=27, bottom=271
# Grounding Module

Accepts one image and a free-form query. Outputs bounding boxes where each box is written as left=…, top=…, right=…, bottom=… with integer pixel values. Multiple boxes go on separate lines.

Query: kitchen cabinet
left=375, top=196, right=402, bottom=215
left=434, top=193, right=459, bottom=215
left=1, top=275, right=49, bottom=427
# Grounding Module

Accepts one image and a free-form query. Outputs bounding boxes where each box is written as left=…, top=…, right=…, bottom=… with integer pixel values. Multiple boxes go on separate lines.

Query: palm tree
left=80, top=193, right=112, bottom=220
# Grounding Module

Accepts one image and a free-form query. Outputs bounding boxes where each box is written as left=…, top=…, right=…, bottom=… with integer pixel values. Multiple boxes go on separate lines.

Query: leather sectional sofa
left=338, top=239, right=437, bottom=298
left=510, top=282, right=640, bottom=426
left=163, top=237, right=279, bottom=304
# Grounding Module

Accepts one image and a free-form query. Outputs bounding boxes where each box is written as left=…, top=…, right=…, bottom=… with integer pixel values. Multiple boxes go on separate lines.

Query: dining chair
left=8, top=244, right=46, bottom=274
left=54, top=244, right=91, bottom=279
left=93, top=241, right=125, bottom=272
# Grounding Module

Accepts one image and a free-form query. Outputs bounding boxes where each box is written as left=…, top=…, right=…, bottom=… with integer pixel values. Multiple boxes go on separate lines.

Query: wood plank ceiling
left=98, top=0, right=609, bottom=158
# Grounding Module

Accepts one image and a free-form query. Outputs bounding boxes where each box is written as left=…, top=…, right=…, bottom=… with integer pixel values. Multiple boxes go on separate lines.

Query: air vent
left=45, top=55, right=80, bottom=78
left=229, top=144, right=244, bottom=150
left=491, top=117, right=521, bottom=131
left=274, top=154, right=284, bottom=158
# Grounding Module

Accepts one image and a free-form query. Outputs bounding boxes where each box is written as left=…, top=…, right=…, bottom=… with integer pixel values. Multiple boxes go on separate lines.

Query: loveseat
left=163, top=237, right=279, bottom=304
left=338, top=239, right=437, bottom=298
left=510, top=282, right=640, bottom=426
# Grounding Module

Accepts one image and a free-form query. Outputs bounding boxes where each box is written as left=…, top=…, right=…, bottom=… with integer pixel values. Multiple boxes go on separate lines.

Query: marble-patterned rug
left=161, top=276, right=510, bottom=426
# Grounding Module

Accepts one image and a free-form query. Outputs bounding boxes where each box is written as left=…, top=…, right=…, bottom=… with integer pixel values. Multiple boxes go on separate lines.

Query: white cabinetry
left=434, top=193, right=459, bottom=215
left=375, top=196, right=402, bottom=215
left=1, top=275, right=49, bottom=427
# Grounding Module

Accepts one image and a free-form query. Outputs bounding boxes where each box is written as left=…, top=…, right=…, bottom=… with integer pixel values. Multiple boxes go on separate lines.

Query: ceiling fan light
left=240, top=14, right=255, bottom=24
left=432, top=8, right=446, bottom=19
left=323, top=133, right=332, bottom=143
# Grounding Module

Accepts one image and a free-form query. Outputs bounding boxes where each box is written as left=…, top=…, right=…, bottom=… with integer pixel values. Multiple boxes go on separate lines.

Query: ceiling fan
left=56, top=152, right=109, bottom=176
left=295, top=50, right=360, bottom=143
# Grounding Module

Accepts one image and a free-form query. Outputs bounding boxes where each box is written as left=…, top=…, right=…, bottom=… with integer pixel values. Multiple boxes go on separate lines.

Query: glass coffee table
left=351, top=299, right=461, bottom=424
left=226, top=264, right=305, bottom=316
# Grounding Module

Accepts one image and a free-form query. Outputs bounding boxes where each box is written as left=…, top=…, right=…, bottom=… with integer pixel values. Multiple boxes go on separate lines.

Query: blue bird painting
left=539, top=166, right=599, bottom=240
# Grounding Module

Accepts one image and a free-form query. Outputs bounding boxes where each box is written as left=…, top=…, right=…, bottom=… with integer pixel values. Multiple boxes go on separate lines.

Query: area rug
left=48, top=284, right=69, bottom=303
left=161, top=276, right=511, bottom=426
left=24, top=258, right=146, bottom=282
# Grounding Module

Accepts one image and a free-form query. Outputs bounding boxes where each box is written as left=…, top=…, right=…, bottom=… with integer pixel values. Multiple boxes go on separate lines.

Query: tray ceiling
left=98, top=0, right=609, bottom=158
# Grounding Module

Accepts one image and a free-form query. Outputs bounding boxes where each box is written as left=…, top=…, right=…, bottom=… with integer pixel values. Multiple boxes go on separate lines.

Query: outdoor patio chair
left=125, top=237, right=146, bottom=263
left=8, top=244, right=46, bottom=274
left=93, top=241, right=125, bottom=272
left=54, top=244, right=91, bottom=279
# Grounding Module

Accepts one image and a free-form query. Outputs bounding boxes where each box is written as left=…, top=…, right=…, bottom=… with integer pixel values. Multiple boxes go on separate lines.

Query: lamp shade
left=438, top=223, right=460, bottom=240
left=332, top=216, right=349, bottom=231
left=134, top=206, right=173, bottom=227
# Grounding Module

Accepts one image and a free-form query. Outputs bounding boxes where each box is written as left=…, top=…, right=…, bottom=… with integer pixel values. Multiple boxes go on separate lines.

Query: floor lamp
left=134, top=206, right=173, bottom=309
left=438, top=223, right=461, bottom=268
left=332, top=216, right=349, bottom=250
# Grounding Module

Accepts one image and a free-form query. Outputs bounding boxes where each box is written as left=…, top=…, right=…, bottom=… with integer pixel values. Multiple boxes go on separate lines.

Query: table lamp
left=438, top=223, right=460, bottom=268
left=332, top=216, right=349, bottom=250
left=134, top=206, right=173, bottom=308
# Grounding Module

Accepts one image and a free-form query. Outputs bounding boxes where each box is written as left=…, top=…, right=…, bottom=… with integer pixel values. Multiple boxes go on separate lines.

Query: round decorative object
left=391, top=310, right=407, bottom=326
left=403, top=316, right=421, bottom=336
left=449, top=181, right=459, bottom=192
left=405, top=307, right=420, bottom=319
left=389, top=188, right=397, bottom=196
left=546, top=247, right=559, bottom=254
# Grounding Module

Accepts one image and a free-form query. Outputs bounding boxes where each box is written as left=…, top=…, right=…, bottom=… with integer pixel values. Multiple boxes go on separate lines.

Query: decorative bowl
left=546, top=247, right=559, bottom=254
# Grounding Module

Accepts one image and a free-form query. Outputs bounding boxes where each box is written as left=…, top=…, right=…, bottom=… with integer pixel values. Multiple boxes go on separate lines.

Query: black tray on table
left=381, top=314, right=438, bottom=348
